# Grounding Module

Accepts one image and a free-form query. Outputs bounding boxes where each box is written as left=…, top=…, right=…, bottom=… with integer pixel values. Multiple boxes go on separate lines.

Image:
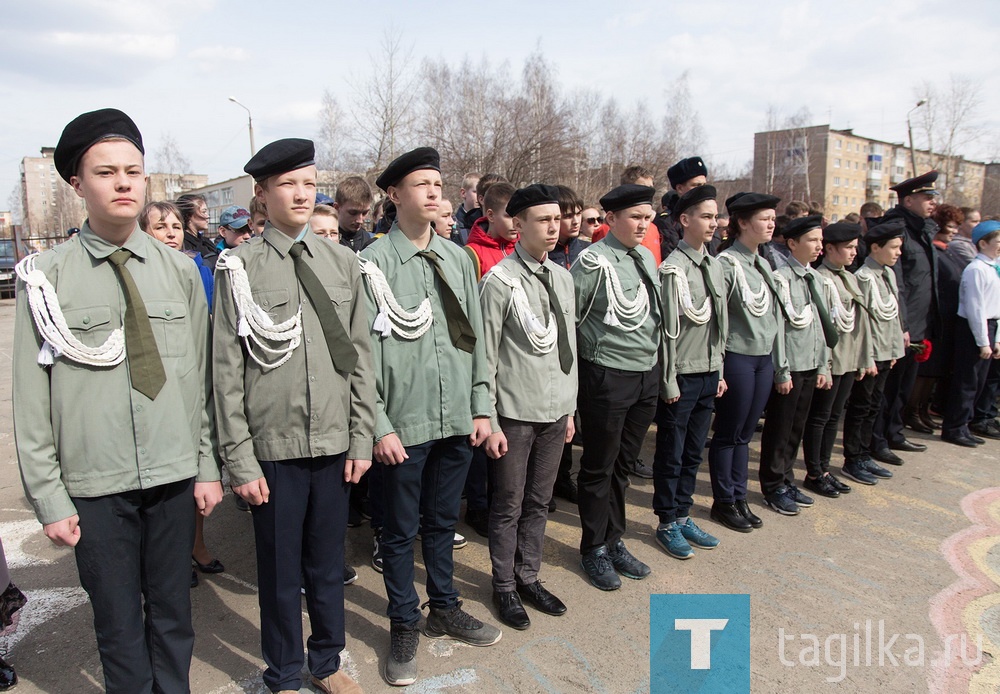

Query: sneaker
left=763, top=486, right=799, bottom=516
left=655, top=523, right=693, bottom=560
left=842, top=460, right=878, bottom=485
left=970, top=419, right=1000, bottom=440
left=465, top=509, right=489, bottom=538
left=384, top=622, right=419, bottom=686
left=580, top=545, right=621, bottom=591
left=608, top=539, right=651, bottom=579
left=423, top=601, right=502, bottom=646
left=630, top=458, right=654, bottom=479
left=372, top=528, right=384, bottom=573
left=453, top=532, right=467, bottom=550
left=826, top=473, right=851, bottom=493
left=803, top=475, right=840, bottom=499
left=860, top=457, right=893, bottom=479
left=677, top=517, right=719, bottom=549
left=344, top=565, right=358, bottom=585
left=787, top=484, right=814, bottom=507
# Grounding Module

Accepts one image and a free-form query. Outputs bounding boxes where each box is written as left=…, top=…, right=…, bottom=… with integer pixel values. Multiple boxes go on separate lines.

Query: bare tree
left=661, top=71, right=706, bottom=165
left=316, top=88, right=349, bottom=172
left=152, top=133, right=193, bottom=174
left=913, top=76, right=983, bottom=202
left=8, top=184, right=23, bottom=226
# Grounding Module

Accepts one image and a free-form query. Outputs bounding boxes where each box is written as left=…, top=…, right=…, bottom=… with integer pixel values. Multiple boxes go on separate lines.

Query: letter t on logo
left=675, top=619, right=729, bottom=669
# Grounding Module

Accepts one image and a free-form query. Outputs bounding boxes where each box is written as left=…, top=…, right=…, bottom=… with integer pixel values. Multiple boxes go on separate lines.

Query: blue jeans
left=380, top=436, right=472, bottom=625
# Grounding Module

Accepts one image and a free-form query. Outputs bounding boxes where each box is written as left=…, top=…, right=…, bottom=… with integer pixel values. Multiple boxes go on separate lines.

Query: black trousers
left=652, top=371, right=718, bottom=524
left=944, top=318, right=998, bottom=436
left=577, top=359, right=658, bottom=554
left=73, top=478, right=195, bottom=694
left=872, top=351, right=918, bottom=449
left=803, top=372, right=855, bottom=477
left=843, top=361, right=892, bottom=461
left=251, top=456, right=350, bottom=692
left=973, top=353, right=1000, bottom=424
left=759, top=369, right=818, bottom=495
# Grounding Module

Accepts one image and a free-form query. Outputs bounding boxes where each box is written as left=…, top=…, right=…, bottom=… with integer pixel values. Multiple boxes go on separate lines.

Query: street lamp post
left=906, top=99, right=927, bottom=175
left=228, top=97, right=256, bottom=157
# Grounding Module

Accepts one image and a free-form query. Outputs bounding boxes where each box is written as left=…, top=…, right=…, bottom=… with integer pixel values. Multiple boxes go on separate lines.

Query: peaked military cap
left=890, top=170, right=939, bottom=198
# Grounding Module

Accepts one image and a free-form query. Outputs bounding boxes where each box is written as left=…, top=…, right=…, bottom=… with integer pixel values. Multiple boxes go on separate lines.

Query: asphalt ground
left=1, top=296, right=998, bottom=693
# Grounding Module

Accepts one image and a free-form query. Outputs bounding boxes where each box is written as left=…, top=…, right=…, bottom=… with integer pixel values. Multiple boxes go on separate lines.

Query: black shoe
left=372, top=528, right=384, bottom=573
left=553, top=477, right=578, bottom=503
left=970, top=419, right=1000, bottom=440
left=344, top=565, right=358, bottom=585
left=423, top=600, right=502, bottom=646
left=465, top=509, right=490, bottom=538
left=735, top=499, right=764, bottom=529
left=517, top=580, right=567, bottom=616
left=191, top=569, right=198, bottom=588
left=787, top=484, right=814, bottom=507
left=889, top=438, right=926, bottom=453
left=493, top=590, right=530, bottom=630
left=763, top=487, right=799, bottom=516
left=860, top=457, right=893, bottom=479
left=580, top=545, right=621, bottom=590
left=904, top=414, right=934, bottom=434
left=192, top=556, right=225, bottom=574
left=872, top=448, right=904, bottom=465
left=803, top=475, right=840, bottom=499
left=842, top=460, right=878, bottom=485
left=710, top=501, right=753, bottom=533
left=384, top=622, right=419, bottom=686
left=629, top=459, right=654, bottom=479
left=607, top=539, right=651, bottom=579
left=826, top=473, right=852, bottom=493
left=0, top=655, right=16, bottom=691
left=942, top=433, right=980, bottom=448
left=970, top=433, right=987, bottom=444
left=548, top=498, right=557, bottom=513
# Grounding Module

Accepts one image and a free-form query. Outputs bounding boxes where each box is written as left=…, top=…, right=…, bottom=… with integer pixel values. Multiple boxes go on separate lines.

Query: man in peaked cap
left=14, top=108, right=222, bottom=692
left=360, top=147, right=501, bottom=687
left=213, top=137, right=374, bottom=694
left=571, top=183, right=661, bottom=591
left=869, top=171, right=940, bottom=466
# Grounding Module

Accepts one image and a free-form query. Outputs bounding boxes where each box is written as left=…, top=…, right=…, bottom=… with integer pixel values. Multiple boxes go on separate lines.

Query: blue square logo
left=650, top=594, right=750, bottom=694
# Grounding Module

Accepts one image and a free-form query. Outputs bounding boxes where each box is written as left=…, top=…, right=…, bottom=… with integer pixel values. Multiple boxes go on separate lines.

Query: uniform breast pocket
left=252, top=288, right=292, bottom=322
left=146, top=300, right=190, bottom=358
left=325, top=285, right=353, bottom=325
left=63, top=305, right=114, bottom=349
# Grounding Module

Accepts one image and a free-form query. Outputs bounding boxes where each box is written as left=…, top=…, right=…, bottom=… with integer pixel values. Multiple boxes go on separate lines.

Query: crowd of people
left=9, top=107, right=1000, bottom=693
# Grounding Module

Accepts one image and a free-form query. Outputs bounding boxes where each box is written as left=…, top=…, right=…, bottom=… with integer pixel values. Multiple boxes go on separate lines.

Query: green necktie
left=804, top=271, right=840, bottom=348
left=537, top=268, right=573, bottom=374
left=417, top=249, right=477, bottom=353
left=753, top=255, right=790, bottom=321
left=697, top=256, right=722, bottom=320
left=627, top=248, right=656, bottom=288
left=288, top=241, right=359, bottom=373
left=107, top=249, right=167, bottom=400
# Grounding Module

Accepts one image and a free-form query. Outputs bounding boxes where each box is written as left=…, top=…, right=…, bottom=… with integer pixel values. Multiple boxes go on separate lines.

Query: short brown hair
left=476, top=173, right=506, bottom=201
left=784, top=201, right=809, bottom=217
left=859, top=201, right=883, bottom=218
left=461, top=172, right=481, bottom=190
left=483, top=182, right=516, bottom=216
left=249, top=195, right=267, bottom=217
left=335, top=176, right=373, bottom=206
left=139, top=201, right=183, bottom=233
left=620, top=165, right=653, bottom=185
left=311, top=204, right=338, bottom=219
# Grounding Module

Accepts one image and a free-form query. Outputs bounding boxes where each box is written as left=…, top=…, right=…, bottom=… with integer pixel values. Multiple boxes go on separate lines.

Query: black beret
left=889, top=170, right=939, bottom=198
left=506, top=183, right=560, bottom=217
left=661, top=190, right=677, bottom=209
left=672, top=185, right=717, bottom=219
left=375, top=147, right=441, bottom=191
left=864, top=217, right=906, bottom=246
left=822, top=221, right=862, bottom=245
left=54, top=108, right=144, bottom=183
left=599, top=184, right=655, bottom=213
left=725, top=192, right=781, bottom=216
left=782, top=214, right=824, bottom=240
left=667, top=156, right=708, bottom=189
left=244, top=138, right=315, bottom=181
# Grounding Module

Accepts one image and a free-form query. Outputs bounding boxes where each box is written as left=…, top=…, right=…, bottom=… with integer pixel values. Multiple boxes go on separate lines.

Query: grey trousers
left=488, top=415, right=568, bottom=592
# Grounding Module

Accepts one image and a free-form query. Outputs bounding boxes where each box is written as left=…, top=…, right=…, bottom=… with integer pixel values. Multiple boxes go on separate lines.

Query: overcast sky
left=2, top=0, right=998, bottom=209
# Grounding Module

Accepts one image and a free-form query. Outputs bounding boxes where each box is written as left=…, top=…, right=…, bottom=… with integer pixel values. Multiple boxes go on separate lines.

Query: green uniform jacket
left=571, top=233, right=661, bottom=372
left=479, top=242, right=578, bottom=432
left=212, top=225, right=375, bottom=486
left=718, top=240, right=790, bottom=383
left=360, top=225, right=491, bottom=447
left=816, top=260, right=875, bottom=376
left=775, top=258, right=830, bottom=376
left=13, top=224, right=219, bottom=525
left=856, top=256, right=906, bottom=363
left=659, top=241, right=727, bottom=401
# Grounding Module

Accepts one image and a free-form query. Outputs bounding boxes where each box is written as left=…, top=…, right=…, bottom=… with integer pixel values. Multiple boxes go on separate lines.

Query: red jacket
left=464, top=216, right=516, bottom=279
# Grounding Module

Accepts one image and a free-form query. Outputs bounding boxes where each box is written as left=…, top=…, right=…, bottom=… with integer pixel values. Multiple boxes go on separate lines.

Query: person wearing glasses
left=580, top=207, right=601, bottom=242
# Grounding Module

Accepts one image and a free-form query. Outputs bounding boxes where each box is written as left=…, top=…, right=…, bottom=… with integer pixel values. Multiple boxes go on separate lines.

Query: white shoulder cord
left=358, top=256, right=434, bottom=340
left=217, top=250, right=303, bottom=369
left=480, top=268, right=557, bottom=353
left=770, top=272, right=814, bottom=329
left=822, top=275, right=856, bottom=334
left=856, top=266, right=899, bottom=321
left=717, top=252, right=770, bottom=317
left=659, top=265, right=712, bottom=340
left=14, top=254, right=126, bottom=367
left=574, top=248, right=650, bottom=331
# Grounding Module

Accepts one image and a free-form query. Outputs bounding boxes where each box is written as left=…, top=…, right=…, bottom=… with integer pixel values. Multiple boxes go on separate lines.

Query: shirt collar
left=79, top=220, right=150, bottom=261
left=601, top=232, right=632, bottom=261
left=387, top=222, right=446, bottom=263
left=678, top=239, right=708, bottom=266
left=732, top=239, right=757, bottom=257
left=787, top=255, right=809, bottom=276
left=514, top=242, right=546, bottom=274
left=864, top=255, right=888, bottom=273
left=975, top=253, right=997, bottom=267
left=263, top=222, right=315, bottom=258
left=821, top=258, right=845, bottom=272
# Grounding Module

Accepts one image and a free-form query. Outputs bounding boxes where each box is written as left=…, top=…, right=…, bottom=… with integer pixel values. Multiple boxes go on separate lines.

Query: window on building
left=836, top=139, right=842, bottom=149
left=833, top=195, right=840, bottom=205
left=835, top=159, right=841, bottom=168
left=834, top=177, right=840, bottom=186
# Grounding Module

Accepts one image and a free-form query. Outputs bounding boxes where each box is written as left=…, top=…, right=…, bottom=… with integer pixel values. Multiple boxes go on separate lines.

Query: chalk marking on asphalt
left=213, top=571, right=259, bottom=593
left=927, top=487, right=1000, bottom=694
left=0, top=518, right=56, bottom=568
left=516, top=636, right=609, bottom=693
left=403, top=667, right=478, bottom=692
left=0, top=586, right=89, bottom=650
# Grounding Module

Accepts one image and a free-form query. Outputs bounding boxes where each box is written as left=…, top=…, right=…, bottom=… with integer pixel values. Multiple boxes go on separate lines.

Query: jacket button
left=82, top=316, right=91, bottom=325
left=165, top=308, right=172, bottom=316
